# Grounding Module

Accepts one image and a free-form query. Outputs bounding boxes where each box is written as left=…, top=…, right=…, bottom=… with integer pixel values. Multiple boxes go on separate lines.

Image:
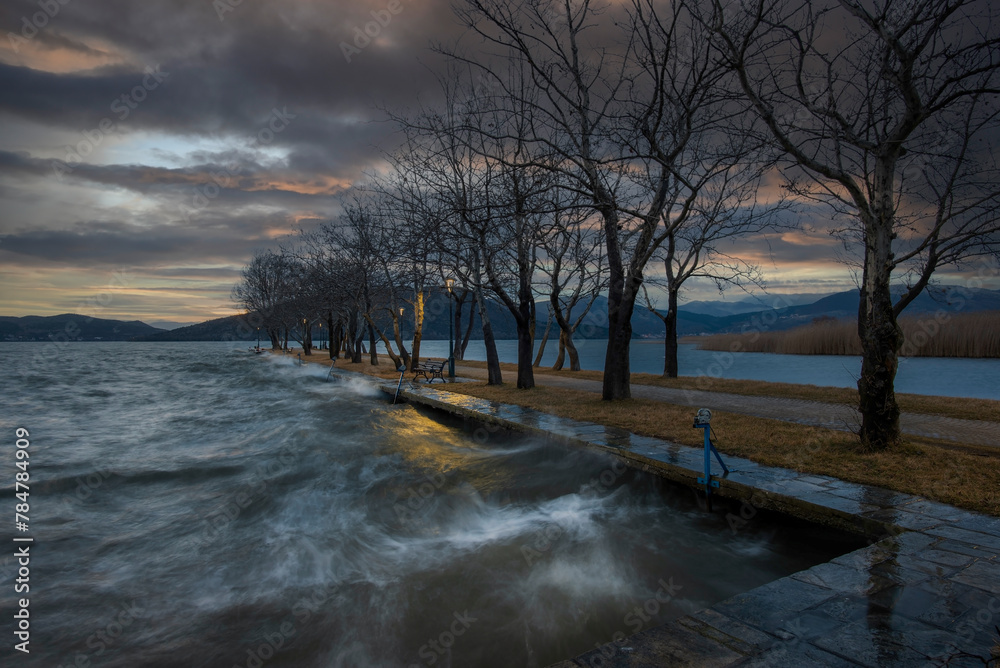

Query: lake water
left=409, top=340, right=1000, bottom=400
left=0, top=342, right=859, bottom=667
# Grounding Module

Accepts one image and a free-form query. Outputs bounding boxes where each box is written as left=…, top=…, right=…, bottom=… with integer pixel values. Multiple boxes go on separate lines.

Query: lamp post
left=445, top=278, right=455, bottom=379
left=256, top=327, right=260, bottom=350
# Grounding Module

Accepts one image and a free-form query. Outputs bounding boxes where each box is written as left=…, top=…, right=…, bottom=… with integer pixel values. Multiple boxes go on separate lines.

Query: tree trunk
left=410, top=290, right=425, bottom=371
left=366, top=315, right=401, bottom=368
left=303, top=321, right=312, bottom=356
left=566, top=330, right=581, bottom=371
left=473, top=265, right=502, bottom=384
left=857, top=208, right=903, bottom=449
left=533, top=308, right=553, bottom=367
left=331, top=321, right=342, bottom=359
left=603, top=274, right=639, bottom=400
left=663, top=289, right=679, bottom=378
left=391, top=311, right=411, bottom=370
left=516, top=310, right=535, bottom=389
left=515, top=292, right=535, bottom=390
left=553, top=330, right=566, bottom=371
left=453, top=296, right=465, bottom=362
left=459, top=297, right=475, bottom=359
left=368, top=321, right=378, bottom=365
left=349, top=314, right=362, bottom=363
left=327, top=314, right=336, bottom=359
left=268, top=328, right=281, bottom=350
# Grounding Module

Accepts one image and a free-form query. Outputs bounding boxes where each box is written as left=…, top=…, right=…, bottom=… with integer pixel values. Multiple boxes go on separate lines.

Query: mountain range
left=3, top=287, right=998, bottom=343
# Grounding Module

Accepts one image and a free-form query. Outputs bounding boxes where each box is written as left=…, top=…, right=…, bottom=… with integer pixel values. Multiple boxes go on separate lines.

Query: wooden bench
left=413, top=359, right=446, bottom=383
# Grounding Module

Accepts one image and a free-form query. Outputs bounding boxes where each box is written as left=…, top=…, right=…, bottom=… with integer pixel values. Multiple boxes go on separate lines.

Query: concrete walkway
left=455, top=365, right=1000, bottom=448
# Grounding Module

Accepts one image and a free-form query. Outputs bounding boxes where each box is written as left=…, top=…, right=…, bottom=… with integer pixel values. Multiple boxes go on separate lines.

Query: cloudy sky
left=0, top=0, right=990, bottom=325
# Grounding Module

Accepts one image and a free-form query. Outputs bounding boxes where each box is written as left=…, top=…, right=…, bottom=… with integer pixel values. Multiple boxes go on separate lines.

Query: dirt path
left=453, top=365, right=1000, bottom=448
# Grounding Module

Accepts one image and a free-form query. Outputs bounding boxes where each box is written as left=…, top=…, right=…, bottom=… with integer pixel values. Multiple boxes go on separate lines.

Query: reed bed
left=691, top=311, right=1000, bottom=358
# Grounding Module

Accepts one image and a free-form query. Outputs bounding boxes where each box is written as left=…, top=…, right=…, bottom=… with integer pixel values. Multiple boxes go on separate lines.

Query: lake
left=407, top=339, right=1000, bottom=400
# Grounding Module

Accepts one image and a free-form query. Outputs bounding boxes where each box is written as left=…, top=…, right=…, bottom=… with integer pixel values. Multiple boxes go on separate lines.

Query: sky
left=0, top=0, right=995, bottom=325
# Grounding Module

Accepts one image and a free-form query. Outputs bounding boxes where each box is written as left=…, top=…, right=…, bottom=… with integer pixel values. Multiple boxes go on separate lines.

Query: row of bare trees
left=234, top=0, right=1000, bottom=451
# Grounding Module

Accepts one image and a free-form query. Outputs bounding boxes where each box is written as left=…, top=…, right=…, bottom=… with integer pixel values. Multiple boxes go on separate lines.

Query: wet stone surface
left=331, top=369, right=1000, bottom=667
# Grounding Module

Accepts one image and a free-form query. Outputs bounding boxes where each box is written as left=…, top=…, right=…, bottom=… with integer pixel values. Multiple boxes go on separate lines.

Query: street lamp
left=445, top=278, right=455, bottom=379
left=256, top=326, right=260, bottom=350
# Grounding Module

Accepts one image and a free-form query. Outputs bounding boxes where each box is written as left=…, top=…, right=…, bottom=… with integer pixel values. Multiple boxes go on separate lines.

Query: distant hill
left=680, top=293, right=833, bottom=317
left=701, top=287, right=1000, bottom=336
left=0, top=314, right=165, bottom=341
left=132, top=315, right=259, bottom=341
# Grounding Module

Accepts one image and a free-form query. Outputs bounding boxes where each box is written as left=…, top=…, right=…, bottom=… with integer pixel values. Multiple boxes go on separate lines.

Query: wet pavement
left=328, top=367, right=1000, bottom=667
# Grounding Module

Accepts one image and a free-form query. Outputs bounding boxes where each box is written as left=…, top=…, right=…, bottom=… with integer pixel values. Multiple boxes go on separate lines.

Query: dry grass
left=441, top=382, right=1000, bottom=517
left=691, top=311, right=1000, bottom=358
left=452, top=360, right=1000, bottom=423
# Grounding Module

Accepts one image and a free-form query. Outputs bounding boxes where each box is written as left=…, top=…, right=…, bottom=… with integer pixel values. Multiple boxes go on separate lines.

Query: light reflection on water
left=0, top=342, right=860, bottom=667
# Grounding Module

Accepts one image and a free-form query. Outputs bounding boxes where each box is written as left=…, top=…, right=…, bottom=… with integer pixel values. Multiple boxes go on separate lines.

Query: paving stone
left=893, top=577, right=982, bottom=628
left=904, top=499, right=977, bottom=522
left=920, top=549, right=978, bottom=569
left=951, top=514, right=1000, bottom=536
left=810, top=618, right=937, bottom=667
left=796, top=475, right=836, bottom=487
left=861, top=508, right=945, bottom=531
left=678, top=616, right=760, bottom=655
left=934, top=539, right=997, bottom=559
left=790, top=562, right=896, bottom=596
left=925, top=525, right=1000, bottom=552
left=822, top=482, right=913, bottom=508
left=731, top=641, right=863, bottom=667
left=711, top=578, right=838, bottom=633
left=881, top=531, right=941, bottom=556
left=951, top=560, right=1000, bottom=594
left=687, top=609, right=777, bottom=650
left=830, top=544, right=899, bottom=571
left=574, top=620, right=744, bottom=667
left=805, top=492, right=881, bottom=517
left=753, top=478, right=831, bottom=497
left=810, top=595, right=879, bottom=624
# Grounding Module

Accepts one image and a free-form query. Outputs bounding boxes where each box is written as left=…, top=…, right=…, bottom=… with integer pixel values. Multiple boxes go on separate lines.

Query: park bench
left=413, top=359, right=447, bottom=383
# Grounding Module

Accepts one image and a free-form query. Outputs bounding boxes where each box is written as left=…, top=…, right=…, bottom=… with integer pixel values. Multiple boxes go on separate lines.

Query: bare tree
left=231, top=249, right=296, bottom=350
left=710, top=0, right=1000, bottom=448
left=538, top=209, right=606, bottom=371
left=454, top=0, right=775, bottom=399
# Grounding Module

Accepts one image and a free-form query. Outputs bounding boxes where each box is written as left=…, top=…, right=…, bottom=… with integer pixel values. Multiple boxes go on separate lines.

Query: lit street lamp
left=445, top=278, right=455, bottom=379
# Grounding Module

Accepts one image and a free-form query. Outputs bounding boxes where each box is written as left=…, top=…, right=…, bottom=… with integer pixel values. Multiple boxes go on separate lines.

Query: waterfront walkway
left=455, top=365, right=1000, bottom=449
